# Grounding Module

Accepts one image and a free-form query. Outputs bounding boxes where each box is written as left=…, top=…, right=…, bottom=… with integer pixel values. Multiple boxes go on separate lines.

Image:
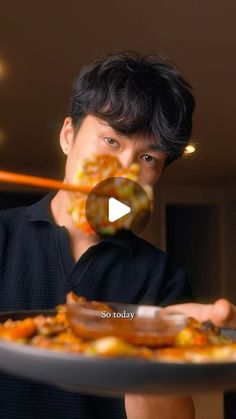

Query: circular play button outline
left=85, top=176, right=152, bottom=236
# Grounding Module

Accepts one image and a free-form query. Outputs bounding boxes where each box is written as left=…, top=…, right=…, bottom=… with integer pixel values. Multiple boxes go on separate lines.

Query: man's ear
left=60, top=117, right=74, bottom=155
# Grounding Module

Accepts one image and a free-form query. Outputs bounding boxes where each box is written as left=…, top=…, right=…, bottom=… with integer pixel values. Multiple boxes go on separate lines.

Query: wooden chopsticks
left=0, top=170, right=92, bottom=194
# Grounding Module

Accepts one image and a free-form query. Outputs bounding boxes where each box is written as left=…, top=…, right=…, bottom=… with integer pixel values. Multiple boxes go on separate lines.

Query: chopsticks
left=0, top=170, right=92, bottom=194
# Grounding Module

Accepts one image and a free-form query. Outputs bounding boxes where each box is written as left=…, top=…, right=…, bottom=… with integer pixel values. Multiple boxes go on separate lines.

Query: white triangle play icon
left=108, top=197, right=131, bottom=222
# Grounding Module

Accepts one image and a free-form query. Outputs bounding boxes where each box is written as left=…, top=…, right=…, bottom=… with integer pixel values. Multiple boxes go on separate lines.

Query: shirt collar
left=23, top=193, right=135, bottom=255
left=104, top=229, right=136, bottom=255
left=23, top=192, right=56, bottom=224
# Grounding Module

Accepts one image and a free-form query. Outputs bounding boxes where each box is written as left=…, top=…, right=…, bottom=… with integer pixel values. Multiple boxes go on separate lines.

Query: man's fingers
left=165, top=299, right=236, bottom=329
left=211, top=299, right=236, bottom=328
left=163, top=303, right=213, bottom=323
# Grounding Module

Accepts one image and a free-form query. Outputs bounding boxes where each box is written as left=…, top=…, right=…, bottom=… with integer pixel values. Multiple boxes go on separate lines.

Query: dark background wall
left=0, top=192, right=43, bottom=209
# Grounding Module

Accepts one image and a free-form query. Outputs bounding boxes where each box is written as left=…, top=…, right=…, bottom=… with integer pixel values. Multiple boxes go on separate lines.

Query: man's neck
left=51, top=190, right=78, bottom=230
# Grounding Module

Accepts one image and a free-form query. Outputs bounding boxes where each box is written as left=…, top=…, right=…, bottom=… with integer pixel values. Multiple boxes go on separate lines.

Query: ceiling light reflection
left=0, top=60, right=6, bottom=79
left=184, top=144, right=196, bottom=155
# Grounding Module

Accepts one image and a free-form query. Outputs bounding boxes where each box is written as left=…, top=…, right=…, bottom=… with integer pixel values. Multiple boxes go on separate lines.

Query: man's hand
left=125, top=394, right=195, bottom=419
left=165, top=299, right=236, bottom=328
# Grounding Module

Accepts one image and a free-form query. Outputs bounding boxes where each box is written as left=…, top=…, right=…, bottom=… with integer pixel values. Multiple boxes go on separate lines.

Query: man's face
left=60, top=115, right=167, bottom=186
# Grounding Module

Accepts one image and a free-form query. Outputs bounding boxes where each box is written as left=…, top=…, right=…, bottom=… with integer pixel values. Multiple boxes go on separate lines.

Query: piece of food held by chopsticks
left=68, top=154, right=153, bottom=235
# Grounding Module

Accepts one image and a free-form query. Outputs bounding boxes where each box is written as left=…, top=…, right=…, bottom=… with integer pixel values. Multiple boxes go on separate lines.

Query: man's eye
left=104, top=137, right=120, bottom=148
left=141, top=154, right=158, bottom=166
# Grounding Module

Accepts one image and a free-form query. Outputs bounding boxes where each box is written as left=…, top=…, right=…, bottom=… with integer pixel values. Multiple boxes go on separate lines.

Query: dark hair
left=69, top=51, right=195, bottom=164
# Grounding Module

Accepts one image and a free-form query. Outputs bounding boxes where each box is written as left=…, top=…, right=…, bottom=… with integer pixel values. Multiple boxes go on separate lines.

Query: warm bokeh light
left=0, top=60, right=6, bottom=79
left=184, top=144, right=196, bottom=155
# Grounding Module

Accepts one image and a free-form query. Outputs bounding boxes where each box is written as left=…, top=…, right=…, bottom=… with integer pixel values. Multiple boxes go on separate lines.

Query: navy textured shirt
left=0, top=193, right=192, bottom=419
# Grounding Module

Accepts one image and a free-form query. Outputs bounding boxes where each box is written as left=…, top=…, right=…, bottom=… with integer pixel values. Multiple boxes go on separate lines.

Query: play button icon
left=85, top=177, right=152, bottom=236
left=108, top=198, right=131, bottom=222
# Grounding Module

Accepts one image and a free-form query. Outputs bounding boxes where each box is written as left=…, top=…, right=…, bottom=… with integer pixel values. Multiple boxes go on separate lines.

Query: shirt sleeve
left=156, top=257, right=194, bottom=306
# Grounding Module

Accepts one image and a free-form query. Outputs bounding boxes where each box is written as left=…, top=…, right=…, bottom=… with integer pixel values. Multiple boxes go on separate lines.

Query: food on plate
left=174, top=317, right=231, bottom=347
left=155, top=317, right=234, bottom=363
left=155, top=344, right=236, bottom=363
left=68, top=154, right=153, bottom=235
left=0, top=292, right=235, bottom=363
left=66, top=295, right=186, bottom=347
left=66, top=291, right=114, bottom=312
left=86, top=336, right=152, bottom=359
left=0, top=318, right=37, bottom=340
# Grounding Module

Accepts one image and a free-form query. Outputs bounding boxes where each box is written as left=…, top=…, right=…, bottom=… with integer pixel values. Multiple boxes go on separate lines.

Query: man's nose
left=118, top=151, right=136, bottom=168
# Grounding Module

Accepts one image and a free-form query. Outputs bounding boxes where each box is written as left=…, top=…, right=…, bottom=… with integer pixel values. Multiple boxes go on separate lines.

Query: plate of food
left=0, top=292, right=236, bottom=396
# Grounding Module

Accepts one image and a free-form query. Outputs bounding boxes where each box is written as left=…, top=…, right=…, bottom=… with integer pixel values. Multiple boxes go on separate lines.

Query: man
left=0, top=51, right=195, bottom=418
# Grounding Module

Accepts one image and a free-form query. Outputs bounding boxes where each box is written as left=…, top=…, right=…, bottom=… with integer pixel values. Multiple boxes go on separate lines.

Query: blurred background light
left=184, top=144, right=196, bottom=155
left=0, top=60, right=6, bottom=79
